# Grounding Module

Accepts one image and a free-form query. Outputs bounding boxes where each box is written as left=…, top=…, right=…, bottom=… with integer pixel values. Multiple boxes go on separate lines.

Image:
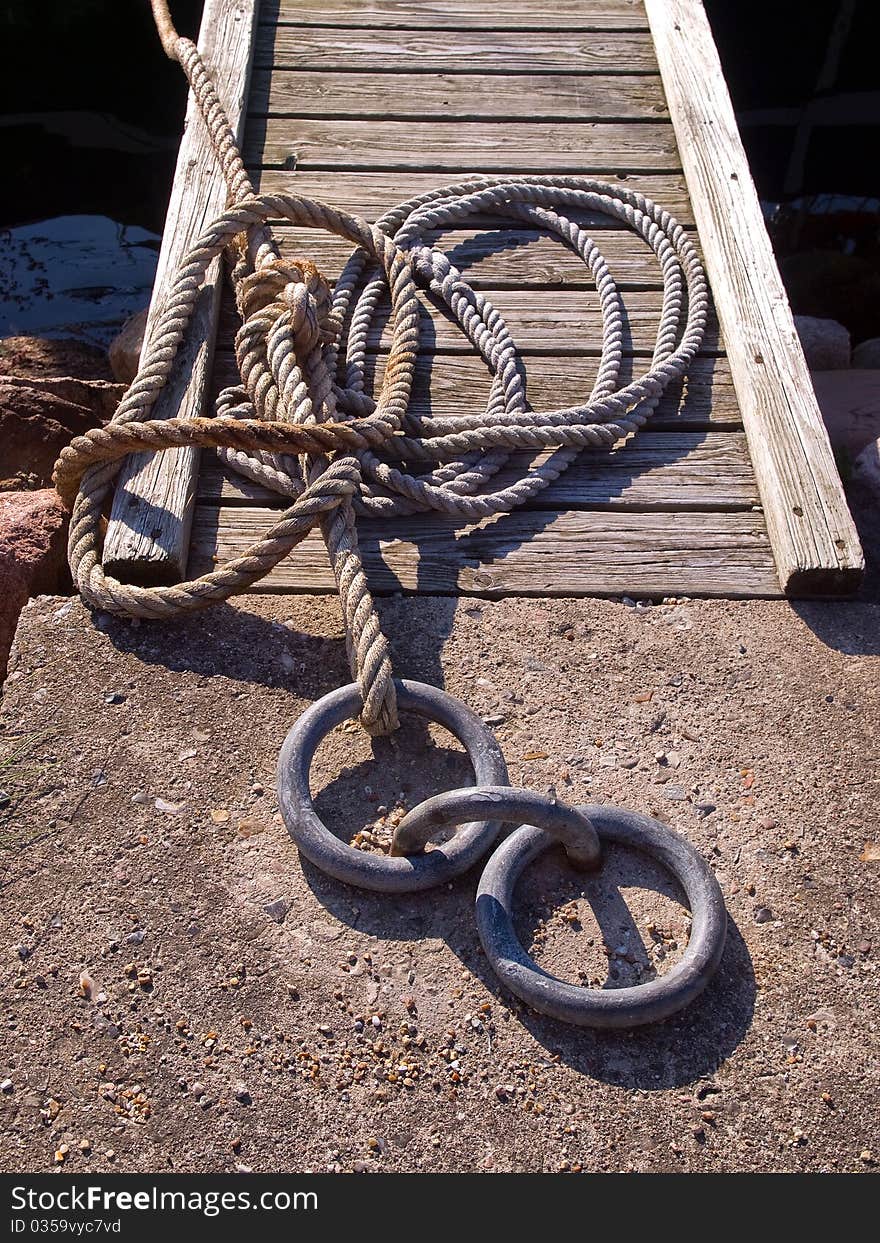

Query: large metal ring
left=277, top=680, right=509, bottom=892
left=474, top=801, right=728, bottom=1028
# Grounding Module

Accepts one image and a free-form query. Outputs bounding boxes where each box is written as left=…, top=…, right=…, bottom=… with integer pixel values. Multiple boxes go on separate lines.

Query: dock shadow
left=790, top=481, right=880, bottom=655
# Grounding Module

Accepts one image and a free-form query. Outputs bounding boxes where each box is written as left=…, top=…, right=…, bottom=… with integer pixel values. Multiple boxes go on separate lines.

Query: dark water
left=0, top=0, right=877, bottom=343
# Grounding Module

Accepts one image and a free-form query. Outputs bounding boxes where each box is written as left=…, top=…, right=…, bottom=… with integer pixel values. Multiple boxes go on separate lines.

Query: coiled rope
left=53, top=0, right=708, bottom=736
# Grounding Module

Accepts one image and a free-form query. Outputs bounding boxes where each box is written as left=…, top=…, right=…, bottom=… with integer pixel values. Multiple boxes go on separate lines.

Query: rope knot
left=236, top=257, right=333, bottom=355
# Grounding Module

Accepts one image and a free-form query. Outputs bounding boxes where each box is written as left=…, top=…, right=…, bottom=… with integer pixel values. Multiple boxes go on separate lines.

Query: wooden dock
left=107, top=0, right=864, bottom=600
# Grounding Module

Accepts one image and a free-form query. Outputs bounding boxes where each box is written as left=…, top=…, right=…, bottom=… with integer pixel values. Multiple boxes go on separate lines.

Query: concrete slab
left=0, top=592, right=878, bottom=1173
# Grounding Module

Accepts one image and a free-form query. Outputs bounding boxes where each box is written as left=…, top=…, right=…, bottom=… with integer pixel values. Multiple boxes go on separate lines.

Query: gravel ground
left=0, top=580, right=878, bottom=1174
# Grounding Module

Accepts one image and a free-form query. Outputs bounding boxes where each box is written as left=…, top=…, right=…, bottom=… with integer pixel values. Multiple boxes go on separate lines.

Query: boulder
left=0, top=378, right=123, bottom=491
left=794, top=316, right=851, bottom=370
left=0, top=336, right=113, bottom=381
left=109, top=307, right=149, bottom=384
left=852, top=338, right=880, bottom=370
left=810, top=370, right=880, bottom=459
left=0, top=490, right=69, bottom=679
left=853, top=439, right=880, bottom=499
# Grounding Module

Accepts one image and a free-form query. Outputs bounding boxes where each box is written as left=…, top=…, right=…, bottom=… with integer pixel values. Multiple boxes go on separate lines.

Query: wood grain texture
left=263, top=0, right=649, bottom=29
left=246, top=117, right=679, bottom=171
left=645, top=0, right=862, bottom=595
left=216, top=287, right=721, bottom=355
left=104, top=0, right=260, bottom=585
left=264, top=224, right=699, bottom=288
left=251, top=170, right=696, bottom=223
left=189, top=506, right=781, bottom=598
left=249, top=69, right=667, bottom=119
left=198, top=432, right=758, bottom=510
left=211, top=352, right=742, bottom=429
left=256, top=27, right=658, bottom=72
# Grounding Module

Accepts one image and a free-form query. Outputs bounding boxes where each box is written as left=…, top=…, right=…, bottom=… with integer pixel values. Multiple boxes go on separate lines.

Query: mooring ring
left=475, top=802, right=727, bottom=1028
left=277, top=680, right=509, bottom=892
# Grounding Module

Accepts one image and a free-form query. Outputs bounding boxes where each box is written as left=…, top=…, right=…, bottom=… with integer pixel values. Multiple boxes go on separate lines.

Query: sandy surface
left=0, top=583, right=878, bottom=1173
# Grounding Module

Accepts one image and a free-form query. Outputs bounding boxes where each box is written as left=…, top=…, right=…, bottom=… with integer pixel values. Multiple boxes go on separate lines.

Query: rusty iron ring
left=277, top=680, right=509, bottom=892
left=475, top=800, right=727, bottom=1027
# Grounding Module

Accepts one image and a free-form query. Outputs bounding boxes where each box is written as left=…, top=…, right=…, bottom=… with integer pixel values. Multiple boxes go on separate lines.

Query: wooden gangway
left=104, top=0, right=863, bottom=600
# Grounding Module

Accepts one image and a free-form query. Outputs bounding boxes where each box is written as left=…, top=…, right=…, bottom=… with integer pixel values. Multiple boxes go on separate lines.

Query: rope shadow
left=98, top=601, right=350, bottom=697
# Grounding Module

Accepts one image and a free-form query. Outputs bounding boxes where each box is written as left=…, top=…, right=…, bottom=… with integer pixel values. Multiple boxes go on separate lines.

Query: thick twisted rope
left=53, top=0, right=708, bottom=736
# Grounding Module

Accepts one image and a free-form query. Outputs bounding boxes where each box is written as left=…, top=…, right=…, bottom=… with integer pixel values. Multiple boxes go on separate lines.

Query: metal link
left=276, top=680, right=509, bottom=893
left=475, top=802, right=728, bottom=1028
left=392, top=785, right=601, bottom=871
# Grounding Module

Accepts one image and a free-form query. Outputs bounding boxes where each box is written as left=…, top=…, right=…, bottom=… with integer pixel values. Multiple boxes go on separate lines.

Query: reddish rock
left=109, top=308, right=148, bottom=384
left=0, top=336, right=113, bottom=381
left=0, top=490, right=70, bottom=679
left=0, top=378, right=122, bottom=491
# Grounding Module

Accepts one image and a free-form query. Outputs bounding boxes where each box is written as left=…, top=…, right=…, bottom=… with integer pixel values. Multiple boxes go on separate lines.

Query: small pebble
left=664, top=785, right=688, bottom=801
left=0, top=1078, right=13, bottom=1094
left=155, top=798, right=185, bottom=815
left=753, top=906, right=773, bottom=924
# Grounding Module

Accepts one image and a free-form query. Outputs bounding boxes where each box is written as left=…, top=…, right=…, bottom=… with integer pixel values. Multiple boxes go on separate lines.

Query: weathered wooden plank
left=217, top=287, right=721, bottom=355
left=197, top=432, right=758, bottom=510
left=264, top=224, right=699, bottom=288
left=645, top=0, right=862, bottom=596
left=252, top=170, right=696, bottom=224
left=246, top=118, right=679, bottom=172
left=189, top=507, right=781, bottom=598
left=250, top=69, right=667, bottom=120
left=104, top=0, right=260, bottom=585
left=211, top=352, right=742, bottom=429
left=263, top=0, right=650, bottom=30
left=257, top=28, right=658, bottom=72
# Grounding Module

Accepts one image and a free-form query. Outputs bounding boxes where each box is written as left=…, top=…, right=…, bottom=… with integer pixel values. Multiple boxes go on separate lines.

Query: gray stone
left=810, top=369, right=880, bottom=457
left=795, top=316, right=850, bottom=370
left=852, top=338, right=880, bottom=369
left=853, top=439, right=880, bottom=499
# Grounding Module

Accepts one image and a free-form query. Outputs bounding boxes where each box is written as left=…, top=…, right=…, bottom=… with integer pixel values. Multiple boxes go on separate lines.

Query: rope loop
left=56, top=4, right=709, bottom=738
